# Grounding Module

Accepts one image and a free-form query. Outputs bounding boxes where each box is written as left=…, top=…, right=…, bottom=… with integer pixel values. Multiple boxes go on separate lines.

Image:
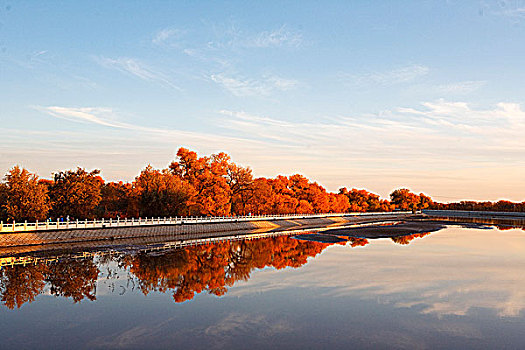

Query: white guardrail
left=0, top=211, right=413, bottom=233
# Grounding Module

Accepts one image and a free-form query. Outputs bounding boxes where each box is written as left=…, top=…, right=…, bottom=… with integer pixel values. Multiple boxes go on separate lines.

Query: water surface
left=1, top=225, right=525, bottom=349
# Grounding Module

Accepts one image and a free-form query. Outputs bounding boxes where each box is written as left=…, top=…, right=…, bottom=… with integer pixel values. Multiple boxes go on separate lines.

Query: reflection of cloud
left=228, top=228, right=525, bottom=318
left=90, top=318, right=178, bottom=349
left=205, top=313, right=293, bottom=337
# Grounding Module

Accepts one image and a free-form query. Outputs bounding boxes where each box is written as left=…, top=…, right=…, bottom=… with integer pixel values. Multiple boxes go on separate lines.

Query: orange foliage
left=0, top=258, right=99, bottom=309
left=390, top=232, right=431, bottom=245
left=348, top=237, right=370, bottom=247
left=340, top=188, right=393, bottom=212
left=125, top=236, right=330, bottom=303
left=1, top=147, right=453, bottom=221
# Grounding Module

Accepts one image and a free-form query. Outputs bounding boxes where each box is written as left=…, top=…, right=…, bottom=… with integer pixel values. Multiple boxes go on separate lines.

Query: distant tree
left=49, top=168, right=103, bottom=219
left=418, top=193, right=433, bottom=209
left=390, top=188, right=421, bottom=211
left=339, top=187, right=393, bottom=212
left=2, top=166, right=51, bottom=221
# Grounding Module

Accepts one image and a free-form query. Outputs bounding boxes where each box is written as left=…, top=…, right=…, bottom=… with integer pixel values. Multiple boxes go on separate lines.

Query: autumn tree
left=169, top=148, right=232, bottom=216
left=328, top=193, right=350, bottom=213
left=243, top=177, right=274, bottom=215
left=96, top=181, right=132, bottom=218
left=49, top=167, right=103, bottom=219
left=132, top=165, right=193, bottom=217
left=339, top=187, right=392, bottom=212
left=1, top=166, right=51, bottom=221
left=226, top=162, right=254, bottom=215
left=390, top=188, right=422, bottom=211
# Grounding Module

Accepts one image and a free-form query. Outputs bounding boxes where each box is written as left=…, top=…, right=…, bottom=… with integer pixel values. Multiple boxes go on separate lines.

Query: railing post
left=76, top=219, right=79, bottom=228
left=35, top=220, right=38, bottom=231
left=102, top=218, right=104, bottom=227
left=24, top=220, right=27, bottom=231
left=13, top=220, right=15, bottom=231
left=110, top=218, right=113, bottom=227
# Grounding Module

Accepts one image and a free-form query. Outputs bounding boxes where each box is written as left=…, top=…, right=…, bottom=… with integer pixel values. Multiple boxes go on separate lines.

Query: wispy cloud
left=244, top=25, right=302, bottom=48
left=216, top=99, right=525, bottom=198
left=487, top=0, right=525, bottom=21
left=33, top=106, right=266, bottom=148
left=436, top=80, right=486, bottom=94
left=211, top=73, right=298, bottom=96
left=182, top=23, right=302, bottom=57
left=345, top=64, right=429, bottom=86
left=95, top=56, right=181, bottom=91
left=152, top=28, right=185, bottom=47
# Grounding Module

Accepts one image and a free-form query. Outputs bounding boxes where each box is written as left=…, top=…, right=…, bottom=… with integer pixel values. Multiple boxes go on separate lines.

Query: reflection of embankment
left=0, top=236, right=332, bottom=309
left=293, top=221, right=440, bottom=245
left=423, top=215, right=525, bottom=229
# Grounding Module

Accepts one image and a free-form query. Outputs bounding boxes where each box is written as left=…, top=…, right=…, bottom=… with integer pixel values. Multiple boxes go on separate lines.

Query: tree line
left=1, top=147, right=438, bottom=222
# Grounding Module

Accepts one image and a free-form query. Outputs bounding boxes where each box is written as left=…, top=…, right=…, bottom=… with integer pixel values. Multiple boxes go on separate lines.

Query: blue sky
left=2, top=0, right=525, bottom=201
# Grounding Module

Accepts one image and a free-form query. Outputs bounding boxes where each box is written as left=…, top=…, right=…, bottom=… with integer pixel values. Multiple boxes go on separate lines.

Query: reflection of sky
left=231, top=227, right=525, bottom=317
left=2, top=227, right=525, bottom=349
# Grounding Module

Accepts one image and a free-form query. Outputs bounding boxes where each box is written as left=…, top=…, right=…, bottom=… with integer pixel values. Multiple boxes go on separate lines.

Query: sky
left=2, top=0, right=525, bottom=201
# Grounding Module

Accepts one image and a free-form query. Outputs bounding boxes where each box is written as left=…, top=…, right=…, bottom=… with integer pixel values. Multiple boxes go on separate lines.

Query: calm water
left=1, top=225, right=525, bottom=349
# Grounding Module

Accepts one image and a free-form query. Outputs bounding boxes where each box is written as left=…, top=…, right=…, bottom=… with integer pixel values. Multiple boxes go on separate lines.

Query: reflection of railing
left=424, top=210, right=525, bottom=218
left=0, top=212, right=412, bottom=233
left=0, top=229, right=306, bottom=268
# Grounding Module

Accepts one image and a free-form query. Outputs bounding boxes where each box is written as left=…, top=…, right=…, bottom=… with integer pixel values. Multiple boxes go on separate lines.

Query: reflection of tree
left=348, top=237, right=369, bottom=247
left=391, top=232, right=431, bottom=245
left=126, top=236, right=330, bottom=303
left=0, top=235, right=363, bottom=308
left=46, top=259, right=99, bottom=302
left=0, top=258, right=100, bottom=309
left=0, top=264, right=47, bottom=309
